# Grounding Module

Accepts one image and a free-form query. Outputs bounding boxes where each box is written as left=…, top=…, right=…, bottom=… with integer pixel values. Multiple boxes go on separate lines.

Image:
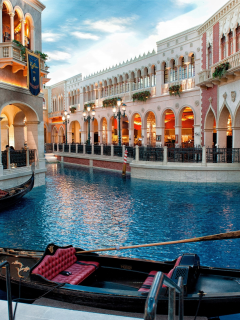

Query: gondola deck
left=0, top=244, right=240, bottom=317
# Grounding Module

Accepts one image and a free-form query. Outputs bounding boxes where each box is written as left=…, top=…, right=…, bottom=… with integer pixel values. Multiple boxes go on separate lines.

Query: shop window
left=221, top=35, right=226, bottom=59
left=189, top=54, right=195, bottom=78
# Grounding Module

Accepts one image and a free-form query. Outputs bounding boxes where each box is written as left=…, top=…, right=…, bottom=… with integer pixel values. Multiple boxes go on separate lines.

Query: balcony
left=162, top=78, right=195, bottom=95
left=48, top=111, right=63, bottom=118
left=197, top=51, right=240, bottom=88
left=0, top=42, right=49, bottom=83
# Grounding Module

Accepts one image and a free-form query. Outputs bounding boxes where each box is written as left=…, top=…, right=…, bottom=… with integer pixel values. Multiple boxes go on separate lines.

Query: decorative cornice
left=197, top=0, right=239, bottom=35
left=0, top=82, right=43, bottom=98
left=23, top=0, right=46, bottom=12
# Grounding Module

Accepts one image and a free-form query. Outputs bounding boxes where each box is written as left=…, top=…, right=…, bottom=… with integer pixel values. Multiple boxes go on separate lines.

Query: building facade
left=45, top=0, right=240, bottom=157
left=0, top=0, right=49, bottom=188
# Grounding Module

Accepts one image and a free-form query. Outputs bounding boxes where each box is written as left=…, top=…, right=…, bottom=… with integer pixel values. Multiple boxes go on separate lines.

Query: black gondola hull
left=0, top=248, right=240, bottom=317
left=0, top=173, right=34, bottom=211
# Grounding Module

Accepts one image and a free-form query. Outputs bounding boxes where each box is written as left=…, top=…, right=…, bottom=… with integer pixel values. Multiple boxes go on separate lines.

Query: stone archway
left=204, top=108, right=216, bottom=148
left=162, top=109, right=175, bottom=147
left=178, top=106, right=195, bottom=147
left=101, top=117, right=108, bottom=145
left=69, top=120, right=81, bottom=144
left=217, top=105, right=232, bottom=148
left=144, top=111, right=156, bottom=146
left=122, top=115, right=129, bottom=145
left=58, top=126, right=65, bottom=143
left=131, top=113, right=142, bottom=146
left=52, top=126, right=58, bottom=143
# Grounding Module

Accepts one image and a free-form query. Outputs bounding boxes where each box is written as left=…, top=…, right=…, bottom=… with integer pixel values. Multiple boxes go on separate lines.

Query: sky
left=41, top=0, right=229, bottom=85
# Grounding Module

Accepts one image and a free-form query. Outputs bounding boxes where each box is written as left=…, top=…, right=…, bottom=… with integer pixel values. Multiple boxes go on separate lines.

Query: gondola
left=0, top=173, right=34, bottom=211
left=0, top=243, right=240, bottom=317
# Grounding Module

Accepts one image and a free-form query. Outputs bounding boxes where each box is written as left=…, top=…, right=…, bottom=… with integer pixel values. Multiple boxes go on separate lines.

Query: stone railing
left=198, top=70, right=212, bottom=84
left=161, top=78, right=195, bottom=95
left=0, top=43, right=48, bottom=71
left=48, top=111, right=63, bottom=118
left=211, top=51, right=240, bottom=75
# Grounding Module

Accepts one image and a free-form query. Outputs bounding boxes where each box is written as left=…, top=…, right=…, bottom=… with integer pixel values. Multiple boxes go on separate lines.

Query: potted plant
left=102, top=97, right=122, bottom=108
left=70, top=106, right=76, bottom=113
left=169, top=85, right=182, bottom=97
left=132, top=91, right=151, bottom=102
left=212, top=62, right=230, bottom=79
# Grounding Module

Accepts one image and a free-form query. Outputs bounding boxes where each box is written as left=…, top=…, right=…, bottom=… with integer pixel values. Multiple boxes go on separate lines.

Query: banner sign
left=27, top=50, right=41, bottom=96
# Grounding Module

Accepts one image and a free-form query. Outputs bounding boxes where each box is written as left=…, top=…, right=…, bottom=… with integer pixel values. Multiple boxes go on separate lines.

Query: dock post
left=202, top=146, right=206, bottom=165
left=135, top=145, right=139, bottom=162
left=163, top=146, right=168, bottom=165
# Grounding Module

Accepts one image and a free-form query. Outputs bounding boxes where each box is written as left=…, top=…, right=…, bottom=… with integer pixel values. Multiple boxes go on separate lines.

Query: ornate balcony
left=162, top=78, right=195, bottom=95
left=0, top=42, right=50, bottom=84
left=197, top=51, right=240, bottom=89
left=48, top=111, right=63, bottom=118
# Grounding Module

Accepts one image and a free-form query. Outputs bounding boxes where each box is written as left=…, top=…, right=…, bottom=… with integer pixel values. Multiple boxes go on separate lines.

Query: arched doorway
left=122, top=116, right=129, bottom=145
left=204, top=109, right=216, bottom=148
left=69, top=121, right=81, bottom=143
left=111, top=116, right=118, bottom=144
left=0, top=114, right=9, bottom=150
left=52, top=127, right=58, bottom=143
left=181, top=107, right=194, bottom=147
left=132, top=113, right=142, bottom=146
left=93, top=119, right=98, bottom=144
left=58, top=127, right=65, bottom=143
left=146, top=112, right=156, bottom=146
left=102, top=117, right=107, bottom=144
left=163, top=109, right=175, bottom=147
left=218, top=106, right=232, bottom=148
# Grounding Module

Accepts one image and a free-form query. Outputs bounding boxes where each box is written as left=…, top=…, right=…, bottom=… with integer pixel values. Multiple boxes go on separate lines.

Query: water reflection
left=0, top=164, right=240, bottom=268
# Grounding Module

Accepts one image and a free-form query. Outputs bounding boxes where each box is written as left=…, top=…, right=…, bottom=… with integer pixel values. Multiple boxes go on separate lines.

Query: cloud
left=71, top=31, right=100, bottom=41
left=47, top=51, right=71, bottom=61
left=42, top=32, right=62, bottom=42
left=83, top=16, right=138, bottom=33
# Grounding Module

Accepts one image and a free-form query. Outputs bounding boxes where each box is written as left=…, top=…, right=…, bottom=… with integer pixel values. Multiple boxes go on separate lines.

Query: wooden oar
left=76, top=230, right=240, bottom=254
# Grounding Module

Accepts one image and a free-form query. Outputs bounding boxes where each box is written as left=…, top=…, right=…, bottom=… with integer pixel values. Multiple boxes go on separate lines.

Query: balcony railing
left=48, top=111, right=63, bottom=118
left=211, top=50, right=240, bottom=76
left=162, top=78, right=195, bottom=95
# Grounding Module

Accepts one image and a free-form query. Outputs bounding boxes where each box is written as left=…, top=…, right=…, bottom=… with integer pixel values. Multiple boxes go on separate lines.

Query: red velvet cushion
left=0, top=190, right=8, bottom=198
left=52, top=261, right=100, bottom=285
left=32, top=247, right=77, bottom=280
left=138, top=256, right=183, bottom=292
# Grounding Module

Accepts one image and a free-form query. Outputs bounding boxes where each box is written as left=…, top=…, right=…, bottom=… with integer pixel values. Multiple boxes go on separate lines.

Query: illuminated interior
left=2, top=3, right=10, bottom=42
left=102, top=118, right=107, bottom=144
left=181, top=107, right=194, bottom=147
left=164, top=109, right=175, bottom=146
left=121, top=116, right=129, bottom=145
left=25, top=17, right=31, bottom=49
left=112, top=117, right=118, bottom=144
left=133, top=113, right=142, bottom=146
left=227, top=114, right=232, bottom=136
left=147, top=112, right=156, bottom=146
left=14, top=10, right=21, bottom=42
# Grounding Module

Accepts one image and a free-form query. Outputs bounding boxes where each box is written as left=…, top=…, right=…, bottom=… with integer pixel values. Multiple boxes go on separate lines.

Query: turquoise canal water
left=1, top=163, right=240, bottom=268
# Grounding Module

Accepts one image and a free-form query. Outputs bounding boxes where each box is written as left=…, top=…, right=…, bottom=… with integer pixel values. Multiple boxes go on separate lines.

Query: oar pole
left=76, top=230, right=240, bottom=254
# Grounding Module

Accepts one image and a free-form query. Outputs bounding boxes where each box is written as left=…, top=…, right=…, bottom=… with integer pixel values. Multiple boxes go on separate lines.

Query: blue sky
left=41, top=0, right=229, bottom=85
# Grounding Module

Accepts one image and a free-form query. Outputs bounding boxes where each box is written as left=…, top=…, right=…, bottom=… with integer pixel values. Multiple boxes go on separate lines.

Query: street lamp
left=62, top=110, right=70, bottom=144
left=112, top=98, right=126, bottom=146
left=83, top=105, right=95, bottom=145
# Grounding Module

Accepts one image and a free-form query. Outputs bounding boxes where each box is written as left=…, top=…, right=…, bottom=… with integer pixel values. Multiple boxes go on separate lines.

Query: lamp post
left=62, top=110, right=70, bottom=144
left=112, top=98, right=126, bottom=146
left=83, top=105, right=95, bottom=145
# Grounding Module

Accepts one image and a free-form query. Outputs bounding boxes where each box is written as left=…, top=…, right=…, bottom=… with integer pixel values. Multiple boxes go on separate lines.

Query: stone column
left=217, top=128, right=227, bottom=148
left=194, top=124, right=201, bottom=147
left=204, top=129, right=214, bottom=148
left=26, top=121, right=45, bottom=170
left=175, top=125, right=182, bottom=147
left=233, top=29, right=237, bottom=54
left=156, top=70, right=163, bottom=96
left=21, top=19, right=25, bottom=45
left=129, top=128, right=134, bottom=146
left=13, top=124, right=25, bottom=150
left=107, top=130, right=112, bottom=145
left=9, top=12, right=15, bottom=41
left=163, top=146, right=167, bottom=165
left=232, top=127, right=240, bottom=148
left=0, top=4, right=3, bottom=43
left=149, top=74, right=153, bottom=87
left=141, top=127, right=147, bottom=146
left=156, top=126, right=164, bottom=147
left=135, top=145, right=139, bottom=161
left=31, top=26, right=35, bottom=51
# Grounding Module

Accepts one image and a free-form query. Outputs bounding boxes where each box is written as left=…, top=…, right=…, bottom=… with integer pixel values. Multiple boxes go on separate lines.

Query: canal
left=1, top=163, right=240, bottom=268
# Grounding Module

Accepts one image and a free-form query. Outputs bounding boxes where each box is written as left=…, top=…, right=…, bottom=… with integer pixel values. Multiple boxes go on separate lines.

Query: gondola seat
left=31, top=247, right=99, bottom=285
left=138, top=256, right=182, bottom=292
left=0, top=190, right=8, bottom=199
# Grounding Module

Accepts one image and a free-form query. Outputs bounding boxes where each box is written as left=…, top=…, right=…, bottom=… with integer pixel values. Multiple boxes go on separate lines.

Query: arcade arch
left=163, top=109, right=175, bottom=147
left=204, top=108, right=216, bottom=148
left=179, top=107, right=195, bottom=147
left=69, top=120, right=81, bottom=144
left=217, top=105, right=232, bottom=148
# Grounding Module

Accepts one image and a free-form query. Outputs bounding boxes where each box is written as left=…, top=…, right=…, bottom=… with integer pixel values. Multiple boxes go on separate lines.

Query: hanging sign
left=27, top=50, right=41, bottom=96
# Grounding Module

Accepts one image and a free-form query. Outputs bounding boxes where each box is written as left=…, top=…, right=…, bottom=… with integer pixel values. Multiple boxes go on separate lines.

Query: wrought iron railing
left=126, top=146, right=135, bottom=159
left=78, top=144, right=83, bottom=154
left=114, top=145, right=122, bottom=157
left=139, top=147, right=163, bottom=162
left=59, top=144, right=63, bottom=152
left=71, top=144, right=76, bottom=153
left=29, top=150, right=35, bottom=165
left=64, top=144, right=69, bottom=153
left=10, top=150, right=27, bottom=167
left=45, top=143, right=53, bottom=153
left=206, top=148, right=240, bottom=163
left=2, top=151, right=7, bottom=169
left=168, top=148, right=202, bottom=163
left=86, top=145, right=92, bottom=155
left=94, top=145, right=101, bottom=155
left=103, top=145, right=111, bottom=156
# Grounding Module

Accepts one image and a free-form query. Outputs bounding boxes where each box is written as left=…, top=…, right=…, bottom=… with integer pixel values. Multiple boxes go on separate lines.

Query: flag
left=27, top=50, right=41, bottom=96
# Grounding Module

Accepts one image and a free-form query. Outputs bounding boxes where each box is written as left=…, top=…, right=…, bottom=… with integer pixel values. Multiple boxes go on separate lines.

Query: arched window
left=170, top=60, right=177, bottom=82
left=152, top=66, right=156, bottom=86
left=164, top=63, right=168, bottom=84
left=221, top=35, right=226, bottom=59
left=189, top=54, right=195, bottom=78
left=208, top=45, right=212, bottom=68
left=2, top=3, right=11, bottom=42
left=236, top=25, right=240, bottom=52
left=180, top=58, right=187, bottom=79
left=229, top=30, right=233, bottom=56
